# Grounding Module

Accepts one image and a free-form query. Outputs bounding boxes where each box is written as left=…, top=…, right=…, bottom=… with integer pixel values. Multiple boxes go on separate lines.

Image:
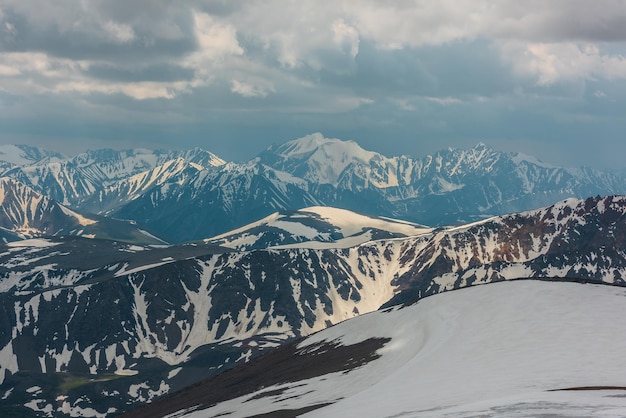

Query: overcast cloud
left=1, top=0, right=626, bottom=168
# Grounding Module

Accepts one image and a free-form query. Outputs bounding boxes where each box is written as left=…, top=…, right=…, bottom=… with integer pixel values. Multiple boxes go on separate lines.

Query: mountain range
left=1, top=135, right=626, bottom=416
left=1, top=195, right=625, bottom=416
left=1, top=133, right=625, bottom=243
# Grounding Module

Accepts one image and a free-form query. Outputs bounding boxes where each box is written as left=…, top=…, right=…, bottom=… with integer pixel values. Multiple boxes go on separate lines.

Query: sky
left=1, top=1, right=626, bottom=169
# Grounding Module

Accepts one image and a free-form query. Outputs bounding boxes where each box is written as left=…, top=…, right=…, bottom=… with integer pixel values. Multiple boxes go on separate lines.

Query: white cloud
left=230, top=79, right=273, bottom=98
left=192, top=11, right=244, bottom=60
left=503, top=41, right=626, bottom=85
left=594, top=90, right=607, bottom=98
left=0, top=52, right=77, bottom=90
left=340, top=1, right=626, bottom=48
left=266, top=32, right=302, bottom=69
left=0, top=10, right=249, bottom=101
left=54, top=80, right=178, bottom=100
left=183, top=11, right=245, bottom=87
left=0, top=61, right=20, bottom=77
left=425, top=96, right=463, bottom=105
left=332, top=19, right=360, bottom=58
left=344, top=0, right=480, bottom=49
left=0, top=52, right=183, bottom=99
left=102, top=21, right=135, bottom=44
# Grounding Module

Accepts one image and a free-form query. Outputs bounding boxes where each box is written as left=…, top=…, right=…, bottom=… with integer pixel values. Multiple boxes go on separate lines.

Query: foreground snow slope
left=186, top=280, right=626, bottom=417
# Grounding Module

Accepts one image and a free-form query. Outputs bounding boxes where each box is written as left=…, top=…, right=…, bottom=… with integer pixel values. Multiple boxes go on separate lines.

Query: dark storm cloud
left=0, top=2, right=197, bottom=61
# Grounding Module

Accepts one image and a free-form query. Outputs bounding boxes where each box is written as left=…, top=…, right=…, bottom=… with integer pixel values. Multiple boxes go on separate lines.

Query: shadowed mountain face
left=107, top=162, right=322, bottom=243
left=2, top=135, right=626, bottom=243
left=1, top=196, right=626, bottom=415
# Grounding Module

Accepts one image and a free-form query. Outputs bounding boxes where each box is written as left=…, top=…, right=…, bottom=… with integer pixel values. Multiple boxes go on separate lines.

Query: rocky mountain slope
left=78, top=158, right=205, bottom=216
left=0, top=196, right=625, bottom=416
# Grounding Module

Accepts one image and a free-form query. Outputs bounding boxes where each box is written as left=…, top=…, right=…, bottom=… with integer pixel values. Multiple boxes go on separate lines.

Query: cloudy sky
left=1, top=1, right=626, bottom=168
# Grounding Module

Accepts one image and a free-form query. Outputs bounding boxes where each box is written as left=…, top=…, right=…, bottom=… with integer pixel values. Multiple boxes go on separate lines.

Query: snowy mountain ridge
left=205, top=206, right=431, bottom=251
left=80, top=158, right=205, bottom=215
left=0, top=147, right=225, bottom=207
left=262, top=134, right=626, bottom=226
left=106, top=160, right=322, bottom=242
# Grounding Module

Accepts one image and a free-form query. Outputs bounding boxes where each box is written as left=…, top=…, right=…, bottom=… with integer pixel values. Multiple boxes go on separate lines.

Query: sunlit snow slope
left=170, top=280, right=626, bottom=418
left=206, top=205, right=431, bottom=251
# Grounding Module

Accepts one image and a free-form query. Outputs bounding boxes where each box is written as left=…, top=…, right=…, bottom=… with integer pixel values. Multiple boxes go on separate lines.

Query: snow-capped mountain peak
left=259, top=133, right=380, bottom=185
left=173, top=147, right=226, bottom=168
left=273, top=133, right=372, bottom=159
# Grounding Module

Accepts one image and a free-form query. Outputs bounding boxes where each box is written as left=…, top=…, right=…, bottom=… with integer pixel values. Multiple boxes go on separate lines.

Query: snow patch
left=6, top=238, right=60, bottom=248
left=167, top=367, right=182, bottom=379
left=58, top=205, right=97, bottom=226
